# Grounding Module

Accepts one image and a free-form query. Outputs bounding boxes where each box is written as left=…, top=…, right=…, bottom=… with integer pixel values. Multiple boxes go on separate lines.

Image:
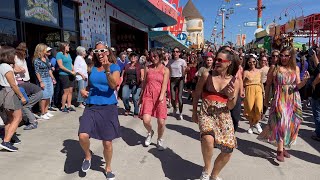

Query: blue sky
left=179, top=0, right=320, bottom=44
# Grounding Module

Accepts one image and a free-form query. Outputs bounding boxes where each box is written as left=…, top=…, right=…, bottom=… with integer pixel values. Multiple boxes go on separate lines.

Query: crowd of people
left=1, top=40, right=320, bottom=180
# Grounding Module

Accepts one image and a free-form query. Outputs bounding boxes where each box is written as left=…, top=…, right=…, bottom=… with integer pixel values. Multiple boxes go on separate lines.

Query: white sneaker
left=46, top=112, right=54, bottom=117
left=200, top=171, right=210, bottom=180
left=211, top=177, right=223, bottom=180
left=179, top=114, right=183, bottom=121
left=40, top=114, right=50, bottom=120
left=157, top=139, right=165, bottom=151
left=247, top=128, right=253, bottom=134
left=144, top=130, right=154, bottom=146
left=255, top=123, right=263, bottom=134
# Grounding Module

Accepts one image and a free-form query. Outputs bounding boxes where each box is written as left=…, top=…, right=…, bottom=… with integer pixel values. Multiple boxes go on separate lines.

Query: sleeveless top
left=243, top=71, right=262, bottom=86
left=202, top=74, right=235, bottom=103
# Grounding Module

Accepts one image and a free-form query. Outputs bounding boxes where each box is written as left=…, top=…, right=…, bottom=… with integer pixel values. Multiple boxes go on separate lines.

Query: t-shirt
left=74, top=55, right=88, bottom=81
left=297, top=61, right=309, bottom=80
left=312, top=64, right=320, bottom=99
left=0, top=63, right=17, bottom=87
left=117, top=58, right=129, bottom=73
left=14, top=55, right=30, bottom=82
left=86, top=64, right=120, bottom=105
left=56, top=52, right=73, bottom=75
left=168, top=58, right=187, bottom=77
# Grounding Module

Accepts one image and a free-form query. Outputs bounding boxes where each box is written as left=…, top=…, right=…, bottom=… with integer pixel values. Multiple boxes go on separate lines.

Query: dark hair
left=16, top=42, right=27, bottom=60
left=59, top=42, right=69, bottom=52
left=0, top=46, right=16, bottom=65
left=173, top=47, right=180, bottom=52
left=129, top=52, right=138, bottom=59
left=150, top=48, right=164, bottom=62
left=244, top=56, right=258, bottom=70
left=216, top=49, right=238, bottom=76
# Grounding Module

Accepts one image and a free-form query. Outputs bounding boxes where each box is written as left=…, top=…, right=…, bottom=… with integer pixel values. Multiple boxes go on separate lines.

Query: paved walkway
left=0, top=100, right=319, bottom=180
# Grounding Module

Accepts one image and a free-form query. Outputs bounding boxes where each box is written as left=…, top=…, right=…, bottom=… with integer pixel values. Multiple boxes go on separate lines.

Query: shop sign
left=177, top=33, right=187, bottom=40
left=148, top=0, right=178, bottom=20
left=24, top=0, right=58, bottom=24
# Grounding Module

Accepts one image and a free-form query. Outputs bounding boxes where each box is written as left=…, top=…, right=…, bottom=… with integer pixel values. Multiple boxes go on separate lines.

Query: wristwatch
left=106, top=71, right=111, bottom=76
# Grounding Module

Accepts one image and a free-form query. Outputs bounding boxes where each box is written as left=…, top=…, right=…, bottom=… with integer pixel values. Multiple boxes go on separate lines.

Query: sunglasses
left=248, top=61, right=256, bottom=64
left=215, top=58, right=230, bottom=63
left=93, top=49, right=109, bottom=54
left=272, top=54, right=279, bottom=57
left=173, top=51, right=180, bottom=53
left=280, top=54, right=290, bottom=58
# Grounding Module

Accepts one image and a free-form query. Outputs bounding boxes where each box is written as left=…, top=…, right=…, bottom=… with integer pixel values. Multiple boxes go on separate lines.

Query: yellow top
left=243, top=71, right=262, bottom=86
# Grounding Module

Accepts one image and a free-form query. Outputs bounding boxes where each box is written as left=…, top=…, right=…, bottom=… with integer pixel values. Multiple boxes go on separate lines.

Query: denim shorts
left=77, top=79, right=88, bottom=103
left=41, top=77, right=54, bottom=99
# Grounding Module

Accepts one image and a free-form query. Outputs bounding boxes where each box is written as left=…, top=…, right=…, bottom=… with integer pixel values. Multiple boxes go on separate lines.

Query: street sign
left=244, top=21, right=257, bottom=27
left=177, top=33, right=187, bottom=40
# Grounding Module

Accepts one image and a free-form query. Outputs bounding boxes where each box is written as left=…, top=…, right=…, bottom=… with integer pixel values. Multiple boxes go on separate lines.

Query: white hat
left=47, top=47, right=52, bottom=51
left=127, top=48, right=132, bottom=52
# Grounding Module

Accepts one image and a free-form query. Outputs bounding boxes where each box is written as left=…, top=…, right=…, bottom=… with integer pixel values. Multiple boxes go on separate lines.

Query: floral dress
left=258, top=69, right=302, bottom=148
left=198, top=75, right=237, bottom=153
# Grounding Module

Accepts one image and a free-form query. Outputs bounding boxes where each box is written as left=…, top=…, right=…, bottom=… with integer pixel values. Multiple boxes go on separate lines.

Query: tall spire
left=182, top=0, right=204, bottom=20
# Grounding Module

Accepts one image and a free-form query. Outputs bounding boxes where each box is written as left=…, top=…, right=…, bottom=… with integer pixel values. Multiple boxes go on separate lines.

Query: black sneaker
left=106, top=171, right=115, bottom=180
left=81, top=159, right=91, bottom=172
left=11, top=133, right=21, bottom=145
left=0, top=141, right=18, bottom=152
left=48, top=107, right=57, bottom=111
left=68, top=106, right=76, bottom=112
left=61, top=107, right=69, bottom=113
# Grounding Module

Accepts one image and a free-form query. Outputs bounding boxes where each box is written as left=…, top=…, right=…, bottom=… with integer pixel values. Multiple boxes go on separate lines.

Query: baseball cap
left=127, top=48, right=132, bottom=52
left=47, top=47, right=52, bottom=51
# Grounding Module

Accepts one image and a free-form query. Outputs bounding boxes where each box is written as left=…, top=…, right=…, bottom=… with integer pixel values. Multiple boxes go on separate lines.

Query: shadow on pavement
left=289, top=150, right=320, bottom=165
left=236, top=137, right=279, bottom=166
left=61, top=139, right=105, bottom=177
left=120, top=126, right=145, bottom=146
left=298, top=129, right=320, bottom=153
left=148, top=148, right=202, bottom=179
left=166, top=124, right=200, bottom=141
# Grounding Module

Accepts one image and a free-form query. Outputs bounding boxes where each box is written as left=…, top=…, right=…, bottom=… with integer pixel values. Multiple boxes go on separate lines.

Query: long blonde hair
left=33, top=43, right=47, bottom=61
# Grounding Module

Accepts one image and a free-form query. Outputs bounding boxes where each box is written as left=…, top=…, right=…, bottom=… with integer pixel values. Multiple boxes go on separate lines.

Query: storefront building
left=0, top=0, right=178, bottom=57
left=0, top=0, right=80, bottom=58
left=79, top=0, right=178, bottom=54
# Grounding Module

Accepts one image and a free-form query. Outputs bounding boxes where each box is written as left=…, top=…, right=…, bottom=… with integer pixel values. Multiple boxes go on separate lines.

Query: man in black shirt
left=311, top=49, right=320, bottom=141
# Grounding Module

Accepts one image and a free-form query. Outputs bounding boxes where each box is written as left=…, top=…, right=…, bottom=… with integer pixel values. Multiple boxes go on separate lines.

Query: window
left=0, top=18, right=18, bottom=46
left=0, top=0, right=15, bottom=17
left=20, top=0, right=59, bottom=26
left=64, top=31, right=79, bottom=49
left=62, top=0, right=77, bottom=31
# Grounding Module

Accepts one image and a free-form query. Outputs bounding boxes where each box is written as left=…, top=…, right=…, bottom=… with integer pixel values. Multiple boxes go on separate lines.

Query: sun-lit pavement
left=0, top=100, right=319, bottom=180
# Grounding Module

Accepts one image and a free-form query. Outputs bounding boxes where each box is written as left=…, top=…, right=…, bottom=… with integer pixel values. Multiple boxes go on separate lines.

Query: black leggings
left=230, top=95, right=241, bottom=131
left=170, top=77, right=184, bottom=113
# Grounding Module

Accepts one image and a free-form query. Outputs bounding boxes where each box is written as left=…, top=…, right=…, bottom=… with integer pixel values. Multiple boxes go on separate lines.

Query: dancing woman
left=193, top=50, right=239, bottom=180
left=139, top=48, right=170, bottom=151
left=78, top=42, right=120, bottom=179
left=259, top=47, right=309, bottom=162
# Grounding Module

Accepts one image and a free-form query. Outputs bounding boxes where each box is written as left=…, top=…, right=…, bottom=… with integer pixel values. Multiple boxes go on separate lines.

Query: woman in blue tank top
left=78, top=42, right=120, bottom=180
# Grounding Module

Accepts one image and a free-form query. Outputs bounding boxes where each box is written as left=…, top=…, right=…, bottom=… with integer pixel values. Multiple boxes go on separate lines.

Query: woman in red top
left=185, top=57, right=198, bottom=100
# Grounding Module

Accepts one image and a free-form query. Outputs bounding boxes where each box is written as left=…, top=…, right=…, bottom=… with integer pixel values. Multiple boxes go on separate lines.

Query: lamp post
left=221, top=8, right=226, bottom=45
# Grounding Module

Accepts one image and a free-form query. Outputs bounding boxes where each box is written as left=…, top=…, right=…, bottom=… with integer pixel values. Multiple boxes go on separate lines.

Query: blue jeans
left=312, top=98, right=320, bottom=137
left=77, top=79, right=88, bottom=103
left=122, top=84, right=141, bottom=115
